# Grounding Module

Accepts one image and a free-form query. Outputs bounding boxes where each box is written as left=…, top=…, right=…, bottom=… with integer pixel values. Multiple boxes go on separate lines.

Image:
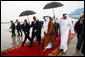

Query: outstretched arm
left=69, top=20, right=75, bottom=34
left=53, top=16, right=60, bottom=24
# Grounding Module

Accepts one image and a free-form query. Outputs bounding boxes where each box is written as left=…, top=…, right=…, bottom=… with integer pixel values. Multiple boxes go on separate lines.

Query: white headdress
left=44, top=16, right=50, bottom=34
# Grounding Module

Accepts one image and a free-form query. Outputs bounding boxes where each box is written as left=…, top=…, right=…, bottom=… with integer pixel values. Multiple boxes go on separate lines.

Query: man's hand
left=70, top=34, right=75, bottom=38
left=34, top=30, right=37, bottom=32
left=68, top=34, right=75, bottom=43
left=27, top=21, right=30, bottom=24
left=25, top=32, right=27, bottom=34
left=53, top=16, right=58, bottom=20
left=47, top=32, right=51, bottom=35
left=53, top=16, right=55, bottom=19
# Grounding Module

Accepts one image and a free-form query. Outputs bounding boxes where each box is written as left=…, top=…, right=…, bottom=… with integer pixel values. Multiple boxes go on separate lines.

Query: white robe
left=54, top=18, right=75, bottom=51
left=43, top=17, right=52, bottom=49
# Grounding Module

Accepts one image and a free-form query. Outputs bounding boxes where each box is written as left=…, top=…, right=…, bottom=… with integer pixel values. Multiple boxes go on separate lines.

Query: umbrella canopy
left=43, top=2, right=64, bottom=17
left=19, top=10, right=36, bottom=17
left=43, top=2, right=63, bottom=9
left=68, top=8, right=84, bottom=19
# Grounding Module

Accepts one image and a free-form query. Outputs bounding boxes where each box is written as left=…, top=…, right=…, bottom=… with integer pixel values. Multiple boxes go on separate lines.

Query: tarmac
left=58, top=35, right=84, bottom=56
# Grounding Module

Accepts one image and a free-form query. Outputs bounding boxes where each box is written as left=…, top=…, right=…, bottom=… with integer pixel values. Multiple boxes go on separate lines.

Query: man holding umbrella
left=53, top=14, right=75, bottom=54
left=19, top=10, right=38, bottom=47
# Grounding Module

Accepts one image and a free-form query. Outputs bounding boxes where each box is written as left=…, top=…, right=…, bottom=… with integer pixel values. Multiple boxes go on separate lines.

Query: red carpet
left=1, top=33, right=72, bottom=56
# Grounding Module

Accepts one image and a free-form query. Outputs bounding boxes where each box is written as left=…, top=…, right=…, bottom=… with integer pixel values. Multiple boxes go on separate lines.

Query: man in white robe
left=53, top=14, right=75, bottom=53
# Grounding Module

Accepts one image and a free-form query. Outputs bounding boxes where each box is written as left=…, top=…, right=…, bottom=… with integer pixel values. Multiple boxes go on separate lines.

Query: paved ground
left=58, top=35, right=84, bottom=56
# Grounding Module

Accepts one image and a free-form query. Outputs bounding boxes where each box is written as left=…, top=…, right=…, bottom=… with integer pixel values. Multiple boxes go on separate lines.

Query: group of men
left=43, top=14, right=84, bottom=55
left=21, top=16, right=42, bottom=47
left=43, top=14, right=75, bottom=53
left=10, top=19, right=22, bottom=37
left=10, top=14, right=84, bottom=55
left=10, top=16, right=42, bottom=47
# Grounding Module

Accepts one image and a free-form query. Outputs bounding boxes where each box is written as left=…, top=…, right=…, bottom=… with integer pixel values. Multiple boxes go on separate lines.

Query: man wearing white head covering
left=43, top=16, right=56, bottom=51
left=53, top=14, right=75, bottom=53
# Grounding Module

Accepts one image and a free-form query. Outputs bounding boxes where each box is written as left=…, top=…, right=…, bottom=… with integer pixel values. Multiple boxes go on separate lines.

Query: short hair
left=24, top=19, right=27, bottom=21
left=80, top=16, right=84, bottom=19
left=16, top=19, right=18, bottom=21
left=10, top=20, right=13, bottom=22
left=33, top=16, right=36, bottom=19
left=63, top=14, right=67, bottom=16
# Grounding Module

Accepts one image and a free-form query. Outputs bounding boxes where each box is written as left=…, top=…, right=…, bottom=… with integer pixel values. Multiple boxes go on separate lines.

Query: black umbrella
left=19, top=10, right=36, bottom=17
left=43, top=2, right=64, bottom=16
left=19, top=10, right=36, bottom=20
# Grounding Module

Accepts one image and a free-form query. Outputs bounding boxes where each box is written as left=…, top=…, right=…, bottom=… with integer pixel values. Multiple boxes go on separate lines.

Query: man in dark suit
left=10, top=20, right=16, bottom=37
left=81, top=24, right=84, bottom=55
left=75, top=16, right=84, bottom=53
left=21, top=19, right=31, bottom=47
left=16, top=19, right=22, bottom=36
left=36, top=20, right=42, bottom=42
left=30, top=16, right=41, bottom=47
left=54, top=22, right=60, bottom=38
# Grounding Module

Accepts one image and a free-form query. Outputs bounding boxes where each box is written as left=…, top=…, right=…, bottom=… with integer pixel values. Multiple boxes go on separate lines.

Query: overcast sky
left=1, top=1, right=84, bottom=22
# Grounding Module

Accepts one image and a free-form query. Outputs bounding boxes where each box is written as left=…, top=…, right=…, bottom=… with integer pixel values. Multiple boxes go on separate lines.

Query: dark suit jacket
left=16, top=22, right=21, bottom=30
left=54, top=22, right=60, bottom=37
left=10, top=23, right=15, bottom=30
left=21, top=23, right=30, bottom=34
left=75, top=20, right=84, bottom=37
left=30, top=21, right=40, bottom=33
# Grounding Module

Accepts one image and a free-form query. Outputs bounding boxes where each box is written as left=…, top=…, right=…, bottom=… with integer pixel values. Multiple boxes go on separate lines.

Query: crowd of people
left=9, top=14, right=84, bottom=55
